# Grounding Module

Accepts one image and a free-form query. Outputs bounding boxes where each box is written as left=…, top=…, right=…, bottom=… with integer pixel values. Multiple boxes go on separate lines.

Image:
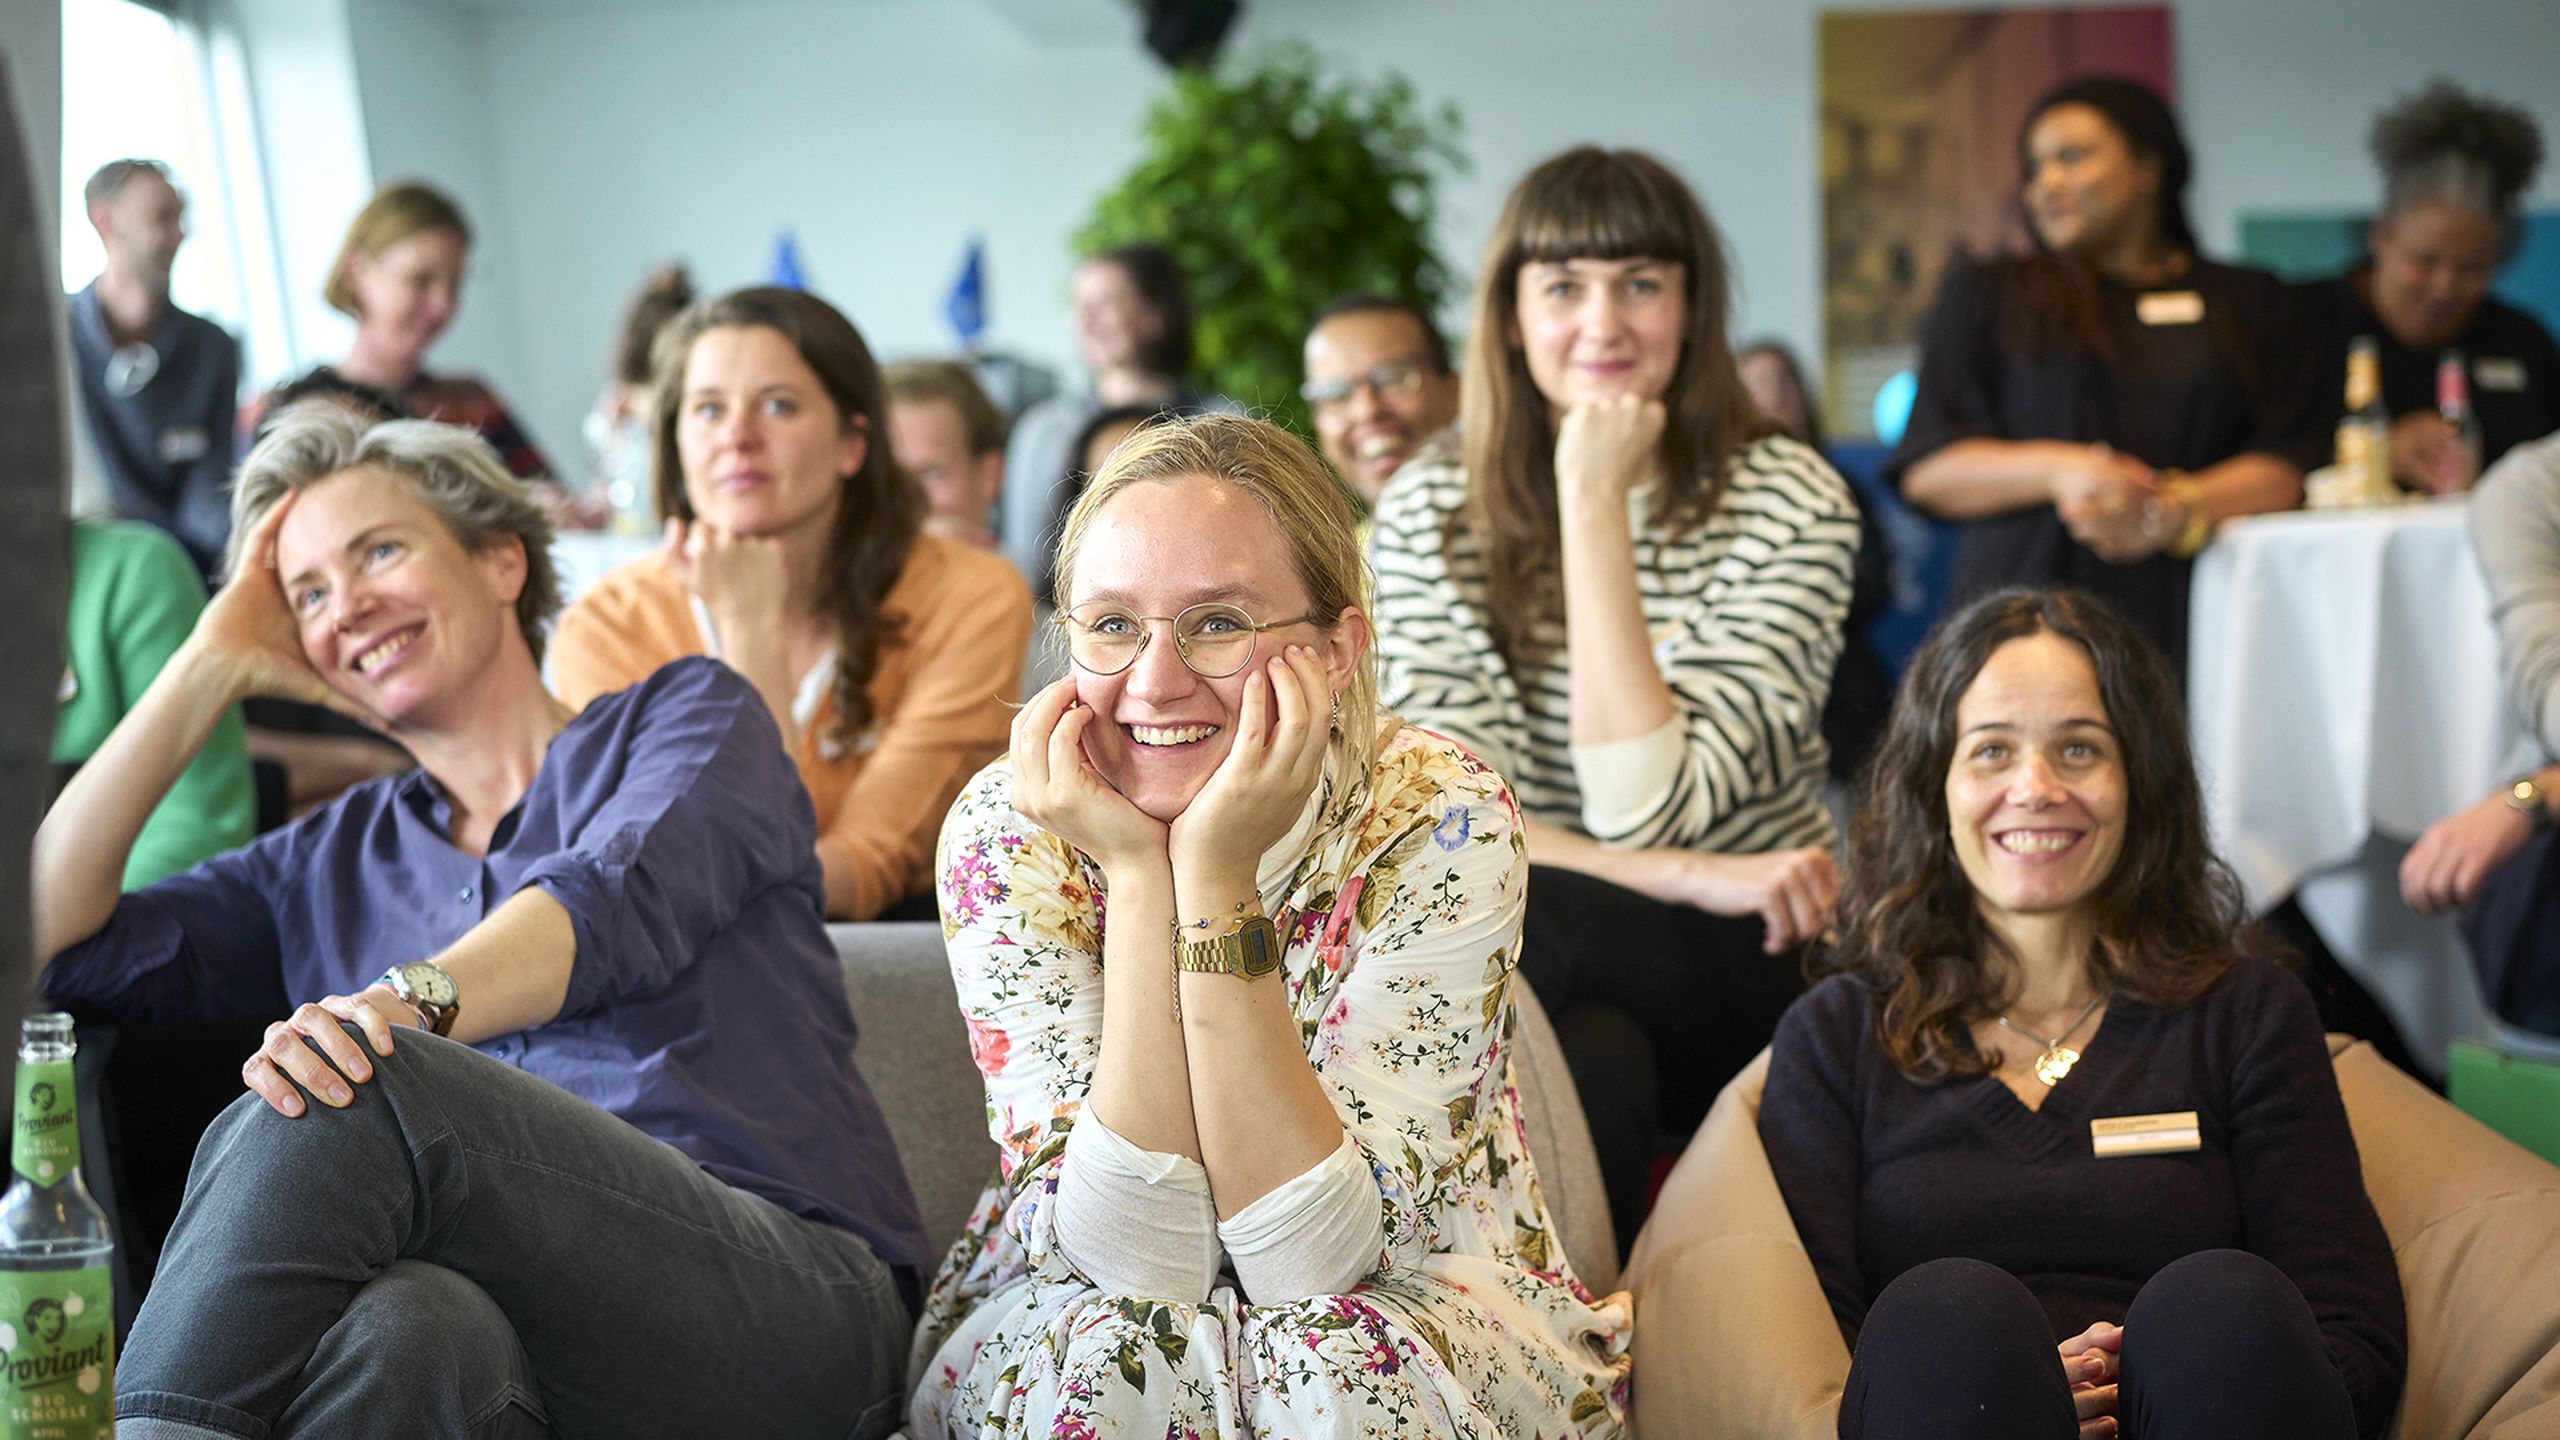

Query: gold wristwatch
left=2504, top=775, right=2553, bottom=831
left=1175, top=914, right=1283, bottom=980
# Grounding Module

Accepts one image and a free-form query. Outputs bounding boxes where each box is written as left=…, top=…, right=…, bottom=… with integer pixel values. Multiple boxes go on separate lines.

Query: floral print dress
left=909, top=724, right=1633, bottom=1438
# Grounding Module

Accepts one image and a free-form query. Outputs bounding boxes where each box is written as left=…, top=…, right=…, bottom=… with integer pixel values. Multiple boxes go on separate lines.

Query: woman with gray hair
left=2303, top=80, right=2555, bottom=492
left=30, top=407, right=925, bottom=1437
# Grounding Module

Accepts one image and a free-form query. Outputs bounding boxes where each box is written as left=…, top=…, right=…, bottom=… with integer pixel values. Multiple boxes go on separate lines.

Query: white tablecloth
left=2190, top=500, right=2537, bottom=1071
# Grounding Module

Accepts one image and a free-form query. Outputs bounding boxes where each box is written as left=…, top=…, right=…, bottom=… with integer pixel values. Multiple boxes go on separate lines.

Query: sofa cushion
left=2329, top=1036, right=2560, bottom=1439
left=837, top=923, right=998, bottom=1264
left=833, top=923, right=1620, bottom=1293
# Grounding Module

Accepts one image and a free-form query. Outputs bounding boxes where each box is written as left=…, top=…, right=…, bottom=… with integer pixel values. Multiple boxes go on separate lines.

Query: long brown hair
left=1460, top=146, right=1766, bottom=679
left=2007, top=75, right=2196, bottom=360
left=1823, top=588, right=2247, bottom=1082
left=649, top=287, right=924, bottom=743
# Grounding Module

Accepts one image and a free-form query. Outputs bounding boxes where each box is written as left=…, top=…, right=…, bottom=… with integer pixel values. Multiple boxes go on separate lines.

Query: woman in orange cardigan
left=551, top=287, right=1031, bottom=920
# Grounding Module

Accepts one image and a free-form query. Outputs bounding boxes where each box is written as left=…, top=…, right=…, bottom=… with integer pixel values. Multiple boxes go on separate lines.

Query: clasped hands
left=2061, top=1320, right=2126, bottom=1438
left=1011, top=645, right=1334, bottom=888
left=2052, top=445, right=2179, bottom=563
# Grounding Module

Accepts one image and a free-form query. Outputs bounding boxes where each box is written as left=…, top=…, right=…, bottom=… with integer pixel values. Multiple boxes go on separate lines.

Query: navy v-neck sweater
left=1758, top=956, right=2405, bottom=1439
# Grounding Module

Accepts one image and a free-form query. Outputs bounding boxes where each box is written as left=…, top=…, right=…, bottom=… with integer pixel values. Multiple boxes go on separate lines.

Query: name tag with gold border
left=2092, top=1110, right=2199, bottom=1157
left=2136, top=291, right=2204, bottom=326
left=2476, top=357, right=2529, bottom=393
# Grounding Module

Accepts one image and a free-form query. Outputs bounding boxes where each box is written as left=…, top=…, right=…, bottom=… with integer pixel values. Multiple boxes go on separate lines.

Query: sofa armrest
left=2328, top=1036, right=2560, bottom=1440
left=1625, top=1048, right=1848, bottom=1439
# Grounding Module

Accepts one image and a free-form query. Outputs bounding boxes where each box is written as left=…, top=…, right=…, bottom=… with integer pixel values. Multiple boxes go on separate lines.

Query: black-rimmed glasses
left=1299, top=360, right=1431, bottom=415
left=1054, top=602, right=1317, bottom=678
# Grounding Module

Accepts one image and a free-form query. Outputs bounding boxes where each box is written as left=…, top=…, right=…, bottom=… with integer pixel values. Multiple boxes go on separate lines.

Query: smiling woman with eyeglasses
left=911, top=412, right=1632, bottom=1439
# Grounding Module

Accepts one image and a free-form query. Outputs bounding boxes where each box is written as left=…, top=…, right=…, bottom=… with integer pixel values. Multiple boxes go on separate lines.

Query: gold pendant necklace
left=1993, top=993, right=2107, bottom=1087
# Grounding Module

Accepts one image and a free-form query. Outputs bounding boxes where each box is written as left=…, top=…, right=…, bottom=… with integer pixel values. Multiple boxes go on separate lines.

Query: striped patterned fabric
left=1370, top=431, right=1860, bottom=855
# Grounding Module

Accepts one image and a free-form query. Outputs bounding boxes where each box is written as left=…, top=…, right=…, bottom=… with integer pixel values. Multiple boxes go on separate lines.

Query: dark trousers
left=1518, top=864, right=1805, bottom=1251
left=1841, top=1252, right=2357, bottom=1440
left=117, top=1025, right=910, bottom=1440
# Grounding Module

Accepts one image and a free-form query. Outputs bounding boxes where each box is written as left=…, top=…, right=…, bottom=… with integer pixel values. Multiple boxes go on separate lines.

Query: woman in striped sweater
left=1371, top=146, right=1862, bottom=1247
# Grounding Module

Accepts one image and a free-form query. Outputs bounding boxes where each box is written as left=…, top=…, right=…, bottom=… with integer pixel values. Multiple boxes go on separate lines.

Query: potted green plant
left=1076, top=43, right=1466, bottom=438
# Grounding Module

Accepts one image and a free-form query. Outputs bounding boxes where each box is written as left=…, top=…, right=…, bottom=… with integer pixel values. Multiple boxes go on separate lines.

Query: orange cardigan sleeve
left=548, top=558, right=698, bottom=711
left=816, top=540, right=1032, bottom=920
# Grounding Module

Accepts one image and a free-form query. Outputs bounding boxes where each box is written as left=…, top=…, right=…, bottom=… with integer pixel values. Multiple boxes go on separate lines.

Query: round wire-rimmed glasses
left=1053, top=602, right=1318, bottom=678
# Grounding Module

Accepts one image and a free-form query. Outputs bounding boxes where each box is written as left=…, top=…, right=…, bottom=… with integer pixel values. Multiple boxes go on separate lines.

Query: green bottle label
left=0, top=1265, right=113, bottom=1437
left=10, top=1063, right=77, bottom=1190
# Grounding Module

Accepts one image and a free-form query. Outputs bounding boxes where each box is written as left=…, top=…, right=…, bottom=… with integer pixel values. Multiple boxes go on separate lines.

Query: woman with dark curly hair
left=1757, top=587, right=2405, bottom=1440
left=2303, top=80, right=2555, bottom=492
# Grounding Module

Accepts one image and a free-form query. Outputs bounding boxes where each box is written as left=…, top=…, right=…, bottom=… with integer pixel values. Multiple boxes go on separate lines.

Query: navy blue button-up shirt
left=47, top=657, right=928, bottom=1276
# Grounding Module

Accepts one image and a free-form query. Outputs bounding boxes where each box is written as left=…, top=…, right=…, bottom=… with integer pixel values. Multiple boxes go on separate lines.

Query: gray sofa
left=833, top=922, right=1620, bottom=1292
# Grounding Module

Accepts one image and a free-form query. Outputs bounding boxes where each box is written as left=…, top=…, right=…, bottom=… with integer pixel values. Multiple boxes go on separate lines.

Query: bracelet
left=1167, top=901, right=1253, bottom=1021
left=2159, top=473, right=2212, bottom=559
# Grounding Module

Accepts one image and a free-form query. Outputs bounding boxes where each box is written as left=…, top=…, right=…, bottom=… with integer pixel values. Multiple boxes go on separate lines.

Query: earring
left=1328, top=689, right=1343, bottom=735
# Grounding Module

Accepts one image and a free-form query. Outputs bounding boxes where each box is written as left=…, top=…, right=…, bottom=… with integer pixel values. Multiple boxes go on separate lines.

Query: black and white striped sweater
left=1370, top=432, right=1859, bottom=855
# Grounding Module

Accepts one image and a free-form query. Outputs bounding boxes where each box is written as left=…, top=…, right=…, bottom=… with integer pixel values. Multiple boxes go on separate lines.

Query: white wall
left=217, top=0, right=375, bottom=374
left=259, top=0, right=2560, bottom=471
left=344, top=0, right=532, bottom=420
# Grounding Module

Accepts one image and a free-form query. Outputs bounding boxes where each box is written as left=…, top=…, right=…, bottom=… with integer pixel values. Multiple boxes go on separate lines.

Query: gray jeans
left=115, top=1026, right=911, bottom=1440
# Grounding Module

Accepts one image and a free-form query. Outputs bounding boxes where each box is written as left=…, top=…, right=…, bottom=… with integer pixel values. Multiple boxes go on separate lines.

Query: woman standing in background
left=245, top=182, right=598, bottom=525
left=2302, top=81, right=2555, bottom=493
left=1891, top=75, right=2323, bottom=674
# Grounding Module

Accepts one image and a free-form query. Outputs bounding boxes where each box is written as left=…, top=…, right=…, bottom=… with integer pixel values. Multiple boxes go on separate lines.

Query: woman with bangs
left=911, top=413, right=1631, bottom=1438
left=1370, top=146, right=1863, bottom=1247
left=1757, top=588, right=2403, bottom=1439
left=549, top=287, right=1032, bottom=921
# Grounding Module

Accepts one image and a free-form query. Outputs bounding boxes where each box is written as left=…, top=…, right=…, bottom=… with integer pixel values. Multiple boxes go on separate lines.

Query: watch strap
left=2506, top=777, right=2553, bottom=831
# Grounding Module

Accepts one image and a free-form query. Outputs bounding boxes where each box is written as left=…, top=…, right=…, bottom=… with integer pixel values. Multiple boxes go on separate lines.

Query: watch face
left=1237, top=919, right=1281, bottom=978
left=401, top=963, right=458, bottom=1008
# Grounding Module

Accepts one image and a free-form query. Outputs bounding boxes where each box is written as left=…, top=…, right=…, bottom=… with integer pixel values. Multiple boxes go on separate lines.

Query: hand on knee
left=243, top=1001, right=412, bottom=1117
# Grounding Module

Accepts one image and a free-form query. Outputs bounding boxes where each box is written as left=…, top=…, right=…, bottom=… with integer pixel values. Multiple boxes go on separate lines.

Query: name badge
left=2475, top=357, right=2529, bottom=393
left=157, top=425, right=211, bottom=464
left=2091, top=1110, right=2199, bottom=1158
left=2136, top=291, right=2205, bottom=326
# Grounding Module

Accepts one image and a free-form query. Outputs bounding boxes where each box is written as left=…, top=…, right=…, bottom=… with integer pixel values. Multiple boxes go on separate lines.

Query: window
left=59, top=0, right=250, bottom=355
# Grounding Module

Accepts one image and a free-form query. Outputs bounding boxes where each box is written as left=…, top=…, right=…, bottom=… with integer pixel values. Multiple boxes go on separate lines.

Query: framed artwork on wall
left=1818, top=5, right=2175, bottom=438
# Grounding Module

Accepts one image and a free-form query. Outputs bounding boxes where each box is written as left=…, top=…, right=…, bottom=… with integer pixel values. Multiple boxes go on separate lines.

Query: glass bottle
left=2334, top=335, right=2395, bottom=505
left=0, top=1014, right=114, bottom=1438
left=2437, top=348, right=2483, bottom=491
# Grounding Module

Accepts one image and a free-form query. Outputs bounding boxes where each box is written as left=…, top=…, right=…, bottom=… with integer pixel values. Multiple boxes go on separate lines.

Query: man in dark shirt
left=67, top=159, right=239, bottom=583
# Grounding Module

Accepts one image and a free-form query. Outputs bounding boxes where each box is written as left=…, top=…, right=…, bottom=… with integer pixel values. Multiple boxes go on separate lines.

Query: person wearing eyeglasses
left=1370, top=146, right=1860, bottom=1252
left=912, top=412, right=1631, bottom=1438
left=1301, top=293, right=1460, bottom=508
left=550, top=287, right=1031, bottom=921
left=68, top=159, right=241, bottom=585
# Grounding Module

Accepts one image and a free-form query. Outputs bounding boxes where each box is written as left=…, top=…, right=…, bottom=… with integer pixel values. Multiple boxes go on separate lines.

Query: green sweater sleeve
left=55, top=522, right=256, bottom=887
